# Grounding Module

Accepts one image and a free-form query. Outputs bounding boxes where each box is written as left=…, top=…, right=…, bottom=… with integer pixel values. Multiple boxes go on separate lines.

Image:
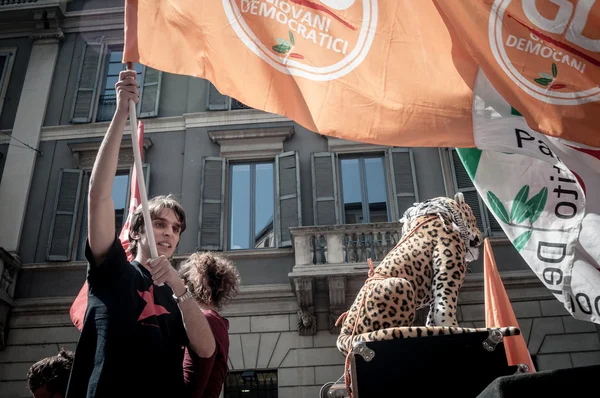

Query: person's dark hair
left=26, top=348, right=74, bottom=395
left=128, top=194, right=186, bottom=257
left=179, top=252, right=241, bottom=310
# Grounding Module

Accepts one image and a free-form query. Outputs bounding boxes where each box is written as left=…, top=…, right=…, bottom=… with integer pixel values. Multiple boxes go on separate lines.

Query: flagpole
left=126, top=62, right=159, bottom=262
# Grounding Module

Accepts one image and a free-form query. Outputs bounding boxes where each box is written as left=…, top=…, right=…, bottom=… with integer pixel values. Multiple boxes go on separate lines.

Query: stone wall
left=227, top=313, right=345, bottom=398
left=1, top=280, right=599, bottom=397
left=0, top=297, right=76, bottom=397
left=459, top=298, right=600, bottom=370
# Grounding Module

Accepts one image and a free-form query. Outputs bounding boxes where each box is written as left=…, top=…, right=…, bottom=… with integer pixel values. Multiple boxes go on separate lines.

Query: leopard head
left=400, top=194, right=483, bottom=262
left=453, top=192, right=483, bottom=262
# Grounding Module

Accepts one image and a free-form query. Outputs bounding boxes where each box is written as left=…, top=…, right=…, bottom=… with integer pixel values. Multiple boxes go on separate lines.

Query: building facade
left=0, top=1, right=599, bottom=397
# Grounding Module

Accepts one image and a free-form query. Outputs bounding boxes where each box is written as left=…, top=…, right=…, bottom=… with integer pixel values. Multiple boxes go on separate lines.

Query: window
left=207, top=82, right=252, bottom=111
left=71, top=42, right=162, bottom=124
left=75, top=172, right=132, bottom=260
left=47, top=164, right=149, bottom=262
left=449, top=149, right=504, bottom=236
left=198, top=151, right=301, bottom=251
left=340, top=156, right=390, bottom=224
left=0, top=48, right=16, bottom=117
left=229, top=162, right=275, bottom=250
left=224, top=370, right=277, bottom=398
left=96, top=50, right=143, bottom=122
left=311, top=149, right=418, bottom=226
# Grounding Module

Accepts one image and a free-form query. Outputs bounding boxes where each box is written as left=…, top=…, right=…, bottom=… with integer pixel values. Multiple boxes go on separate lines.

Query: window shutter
left=207, top=82, right=230, bottom=110
left=387, top=148, right=419, bottom=220
left=311, top=152, right=339, bottom=226
left=71, top=41, right=105, bottom=123
left=451, top=149, right=476, bottom=191
left=487, top=208, right=504, bottom=234
left=0, top=49, right=16, bottom=116
left=198, top=157, right=226, bottom=250
left=75, top=174, right=90, bottom=261
left=275, top=151, right=302, bottom=247
left=143, top=163, right=150, bottom=193
left=47, top=169, right=84, bottom=261
left=138, top=66, right=162, bottom=118
left=450, top=149, right=487, bottom=233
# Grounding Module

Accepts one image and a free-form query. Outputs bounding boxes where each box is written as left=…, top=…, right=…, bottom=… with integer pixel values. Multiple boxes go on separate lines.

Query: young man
left=27, top=349, right=74, bottom=398
left=66, top=70, right=215, bottom=398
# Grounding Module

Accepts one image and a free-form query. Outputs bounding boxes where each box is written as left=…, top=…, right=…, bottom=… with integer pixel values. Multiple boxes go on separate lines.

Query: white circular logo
left=489, top=0, right=600, bottom=105
left=223, top=0, right=378, bottom=81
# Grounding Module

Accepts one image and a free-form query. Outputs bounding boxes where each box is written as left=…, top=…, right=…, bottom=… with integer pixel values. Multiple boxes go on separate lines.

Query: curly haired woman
left=179, top=252, right=241, bottom=398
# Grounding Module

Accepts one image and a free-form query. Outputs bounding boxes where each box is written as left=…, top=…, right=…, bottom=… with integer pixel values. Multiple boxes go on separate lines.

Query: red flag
left=70, top=122, right=145, bottom=331
left=119, top=121, right=144, bottom=262
left=484, top=238, right=536, bottom=372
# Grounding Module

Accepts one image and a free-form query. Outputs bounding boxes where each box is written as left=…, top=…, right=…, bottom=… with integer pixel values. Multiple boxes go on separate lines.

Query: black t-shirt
left=66, top=236, right=188, bottom=398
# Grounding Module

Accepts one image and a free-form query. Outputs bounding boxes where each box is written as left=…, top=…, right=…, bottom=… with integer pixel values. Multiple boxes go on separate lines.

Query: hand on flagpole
left=125, top=62, right=161, bottom=284
left=145, top=256, right=186, bottom=294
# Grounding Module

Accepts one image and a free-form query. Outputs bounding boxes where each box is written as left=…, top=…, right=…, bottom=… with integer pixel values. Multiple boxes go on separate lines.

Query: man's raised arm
left=87, top=70, right=139, bottom=265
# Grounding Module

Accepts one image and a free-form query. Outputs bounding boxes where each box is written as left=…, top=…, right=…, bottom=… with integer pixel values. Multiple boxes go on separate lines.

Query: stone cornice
left=289, top=266, right=547, bottom=300
left=68, top=138, right=153, bottom=170
left=0, top=0, right=65, bottom=12
left=62, top=7, right=124, bottom=34
left=30, top=29, right=64, bottom=42
left=209, top=126, right=295, bottom=159
left=290, top=221, right=403, bottom=235
left=327, top=136, right=389, bottom=154
left=0, top=0, right=67, bottom=39
left=175, top=248, right=294, bottom=262
left=12, top=283, right=294, bottom=312
left=10, top=284, right=296, bottom=327
left=0, top=110, right=290, bottom=145
left=0, top=4, right=121, bottom=39
left=209, top=127, right=294, bottom=143
left=20, top=247, right=294, bottom=270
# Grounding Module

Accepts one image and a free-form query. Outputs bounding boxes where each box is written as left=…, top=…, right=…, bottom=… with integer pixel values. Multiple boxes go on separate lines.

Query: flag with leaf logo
left=457, top=78, right=600, bottom=324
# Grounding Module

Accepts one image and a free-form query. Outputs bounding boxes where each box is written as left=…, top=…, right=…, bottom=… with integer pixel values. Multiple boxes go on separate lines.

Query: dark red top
left=183, top=310, right=230, bottom=398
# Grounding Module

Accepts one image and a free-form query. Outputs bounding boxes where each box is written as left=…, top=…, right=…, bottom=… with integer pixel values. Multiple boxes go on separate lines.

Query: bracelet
left=173, top=285, right=193, bottom=304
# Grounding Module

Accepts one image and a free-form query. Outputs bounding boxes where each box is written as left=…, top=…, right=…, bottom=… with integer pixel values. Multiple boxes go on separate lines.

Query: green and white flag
left=461, top=71, right=600, bottom=324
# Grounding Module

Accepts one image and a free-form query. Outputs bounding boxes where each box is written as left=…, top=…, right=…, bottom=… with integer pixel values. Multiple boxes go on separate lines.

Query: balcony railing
left=0, top=0, right=65, bottom=9
left=0, top=0, right=38, bottom=5
left=96, top=94, right=116, bottom=122
left=230, top=98, right=252, bottom=110
left=289, top=221, right=403, bottom=267
left=0, top=248, right=21, bottom=350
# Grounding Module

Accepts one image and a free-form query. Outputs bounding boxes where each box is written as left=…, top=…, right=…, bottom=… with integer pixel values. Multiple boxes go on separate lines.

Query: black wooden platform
left=322, top=329, right=525, bottom=398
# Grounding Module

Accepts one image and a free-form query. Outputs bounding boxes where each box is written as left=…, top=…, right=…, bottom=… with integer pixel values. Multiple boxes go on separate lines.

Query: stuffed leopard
left=336, top=193, right=520, bottom=357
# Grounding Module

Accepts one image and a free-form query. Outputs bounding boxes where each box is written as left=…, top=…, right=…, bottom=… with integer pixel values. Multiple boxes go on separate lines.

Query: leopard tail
left=337, top=325, right=521, bottom=357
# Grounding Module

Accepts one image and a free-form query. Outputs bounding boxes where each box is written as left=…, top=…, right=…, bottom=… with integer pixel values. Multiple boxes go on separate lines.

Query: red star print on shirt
left=137, top=285, right=170, bottom=322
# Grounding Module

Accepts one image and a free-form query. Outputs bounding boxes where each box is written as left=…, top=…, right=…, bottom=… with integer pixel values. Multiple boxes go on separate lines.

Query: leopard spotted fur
left=336, top=193, right=517, bottom=356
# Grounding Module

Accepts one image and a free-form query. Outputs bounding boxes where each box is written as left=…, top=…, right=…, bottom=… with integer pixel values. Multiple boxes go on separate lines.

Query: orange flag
left=69, top=122, right=145, bottom=331
left=123, top=0, right=600, bottom=148
left=484, top=238, right=536, bottom=372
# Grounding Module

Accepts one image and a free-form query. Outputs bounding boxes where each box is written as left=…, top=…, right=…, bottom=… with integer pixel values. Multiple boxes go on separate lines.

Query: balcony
left=230, top=98, right=252, bottom=110
left=287, top=221, right=403, bottom=336
left=0, top=0, right=67, bottom=42
left=0, top=0, right=42, bottom=7
left=0, top=0, right=67, bottom=23
left=0, top=248, right=21, bottom=351
left=290, top=221, right=403, bottom=273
